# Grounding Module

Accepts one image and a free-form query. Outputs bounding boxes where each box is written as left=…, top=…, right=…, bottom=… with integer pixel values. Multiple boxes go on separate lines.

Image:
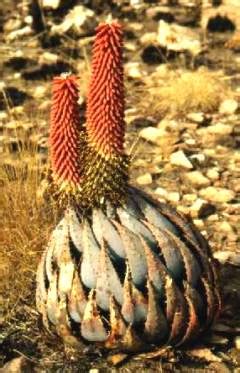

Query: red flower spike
left=86, top=21, right=125, bottom=157
left=50, top=74, right=82, bottom=193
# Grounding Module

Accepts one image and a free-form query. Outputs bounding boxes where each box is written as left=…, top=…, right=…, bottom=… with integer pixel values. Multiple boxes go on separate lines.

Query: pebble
left=186, top=112, right=205, bottom=124
left=182, top=193, right=197, bottom=203
left=33, top=85, right=47, bottom=99
left=215, top=221, right=234, bottom=234
left=42, top=0, right=61, bottom=9
left=219, top=99, right=238, bottom=115
left=235, top=336, right=240, bottom=350
left=125, top=62, right=142, bottom=79
left=140, top=32, right=157, bottom=45
left=136, top=173, right=152, bottom=185
left=139, top=127, right=167, bottom=145
left=170, top=150, right=193, bottom=169
left=186, top=171, right=210, bottom=188
left=154, top=187, right=167, bottom=199
left=189, top=153, right=206, bottom=165
left=206, top=123, right=233, bottom=136
left=0, top=356, right=33, bottom=373
left=167, top=192, right=180, bottom=203
left=206, top=168, right=220, bottom=181
left=39, top=52, right=59, bottom=65
left=199, top=187, right=235, bottom=203
left=190, top=198, right=215, bottom=218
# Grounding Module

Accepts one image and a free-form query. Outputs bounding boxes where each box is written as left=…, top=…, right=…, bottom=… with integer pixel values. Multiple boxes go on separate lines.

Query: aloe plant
left=36, top=21, right=221, bottom=352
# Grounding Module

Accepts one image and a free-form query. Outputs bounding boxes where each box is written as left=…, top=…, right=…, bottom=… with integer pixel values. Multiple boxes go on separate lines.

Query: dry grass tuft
left=139, top=67, right=230, bottom=118
left=0, top=148, right=57, bottom=321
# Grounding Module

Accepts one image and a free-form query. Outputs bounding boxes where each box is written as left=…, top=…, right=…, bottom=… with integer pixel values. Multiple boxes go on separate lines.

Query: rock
left=219, top=99, right=238, bottom=115
left=215, top=221, right=234, bottom=234
left=190, top=198, right=215, bottom=219
left=51, top=5, right=95, bottom=35
left=157, top=20, right=201, bottom=56
left=206, top=168, right=220, bottom=181
left=139, top=127, right=167, bottom=145
left=183, top=193, right=197, bottom=203
left=185, top=138, right=196, bottom=146
left=39, top=52, right=59, bottom=65
left=206, top=123, right=233, bottom=136
left=4, top=18, right=22, bottom=33
left=136, top=173, right=152, bottom=186
left=0, top=356, right=33, bottom=373
left=42, top=0, right=61, bottom=9
left=186, top=112, right=205, bottom=124
left=125, top=62, right=143, bottom=79
left=6, top=26, right=32, bottom=41
left=199, top=187, right=235, bottom=203
left=170, top=150, right=193, bottom=169
left=167, top=192, right=180, bottom=203
left=154, top=187, right=167, bottom=199
left=189, top=153, right=206, bottom=165
left=214, top=251, right=240, bottom=266
left=186, top=171, right=210, bottom=188
left=33, top=85, right=47, bottom=99
left=140, top=32, right=157, bottom=45
left=235, top=336, right=240, bottom=350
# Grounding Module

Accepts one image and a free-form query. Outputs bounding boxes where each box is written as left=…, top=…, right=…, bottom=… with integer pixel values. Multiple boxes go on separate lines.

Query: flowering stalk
left=50, top=74, right=83, bottom=198
left=82, top=21, right=129, bottom=206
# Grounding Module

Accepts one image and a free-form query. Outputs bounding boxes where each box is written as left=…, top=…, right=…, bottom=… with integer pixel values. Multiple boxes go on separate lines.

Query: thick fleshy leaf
left=46, top=271, right=59, bottom=325
left=92, top=208, right=125, bottom=259
left=68, top=270, right=87, bottom=323
left=166, top=230, right=201, bottom=287
left=146, top=222, right=184, bottom=281
left=96, top=242, right=123, bottom=310
left=81, top=290, right=108, bottom=342
left=115, top=222, right=147, bottom=286
left=67, top=207, right=83, bottom=253
left=117, top=206, right=156, bottom=249
left=141, top=237, right=167, bottom=297
left=57, top=241, right=75, bottom=297
left=131, top=190, right=178, bottom=235
left=144, top=280, right=168, bottom=342
left=106, top=296, right=127, bottom=349
left=80, top=220, right=100, bottom=289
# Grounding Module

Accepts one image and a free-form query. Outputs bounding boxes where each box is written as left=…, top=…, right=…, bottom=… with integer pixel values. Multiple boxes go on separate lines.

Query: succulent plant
left=36, top=21, right=221, bottom=352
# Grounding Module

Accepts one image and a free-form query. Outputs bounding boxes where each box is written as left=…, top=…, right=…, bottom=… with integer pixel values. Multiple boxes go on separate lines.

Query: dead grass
left=138, top=67, right=230, bottom=118
left=0, top=146, right=57, bottom=321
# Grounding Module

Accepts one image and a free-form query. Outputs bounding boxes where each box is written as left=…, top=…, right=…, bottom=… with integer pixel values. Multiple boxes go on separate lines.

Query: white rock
left=186, top=171, right=210, bottom=187
left=235, top=336, right=240, bottom=350
left=39, top=52, right=58, bottom=65
left=140, top=32, right=157, bottom=45
left=190, top=198, right=214, bottom=218
left=185, top=138, right=196, bottom=146
left=199, top=187, right=235, bottom=203
left=139, top=127, right=166, bottom=144
left=154, top=187, right=167, bottom=198
left=215, top=221, right=234, bottom=234
left=33, top=86, right=47, bottom=99
left=207, top=123, right=233, bottom=136
left=170, top=150, right=193, bottom=169
left=136, top=173, right=152, bottom=186
left=52, top=5, right=94, bottom=34
left=214, top=251, right=240, bottom=266
left=157, top=20, right=201, bottom=56
left=42, top=0, right=61, bottom=9
left=206, top=168, right=219, bottom=181
left=190, top=153, right=206, bottom=164
left=186, top=112, right=205, bottom=124
left=219, top=99, right=238, bottom=115
left=125, top=62, right=142, bottom=79
left=167, top=192, right=180, bottom=203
